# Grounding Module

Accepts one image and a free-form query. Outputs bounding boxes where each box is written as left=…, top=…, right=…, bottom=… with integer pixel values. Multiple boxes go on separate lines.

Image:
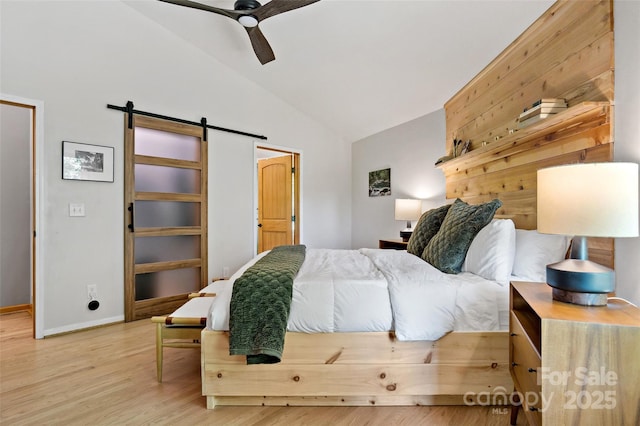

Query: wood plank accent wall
left=439, top=0, right=615, bottom=268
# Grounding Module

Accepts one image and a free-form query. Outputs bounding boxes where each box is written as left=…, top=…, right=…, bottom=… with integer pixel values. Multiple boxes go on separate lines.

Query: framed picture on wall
left=369, top=168, right=391, bottom=197
left=62, top=141, right=114, bottom=182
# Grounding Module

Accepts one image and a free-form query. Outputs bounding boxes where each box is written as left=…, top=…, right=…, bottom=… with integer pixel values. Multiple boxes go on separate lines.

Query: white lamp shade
left=395, top=199, right=422, bottom=221
left=537, top=162, right=639, bottom=237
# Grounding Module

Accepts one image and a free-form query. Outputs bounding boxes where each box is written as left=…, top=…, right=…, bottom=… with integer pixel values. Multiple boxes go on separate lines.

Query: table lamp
left=395, top=199, right=422, bottom=242
left=537, top=162, right=639, bottom=306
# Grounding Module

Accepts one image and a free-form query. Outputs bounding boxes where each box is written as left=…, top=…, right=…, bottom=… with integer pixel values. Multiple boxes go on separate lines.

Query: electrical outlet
left=87, top=284, right=97, bottom=300
left=223, top=267, right=230, bottom=278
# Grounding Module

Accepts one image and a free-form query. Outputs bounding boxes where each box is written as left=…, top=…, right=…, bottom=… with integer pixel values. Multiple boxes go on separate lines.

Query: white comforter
left=207, top=248, right=506, bottom=341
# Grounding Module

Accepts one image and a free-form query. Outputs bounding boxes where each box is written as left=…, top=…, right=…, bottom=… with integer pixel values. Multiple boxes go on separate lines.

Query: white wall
left=351, top=110, right=446, bottom=249
left=613, top=0, right=640, bottom=306
left=1, top=0, right=351, bottom=334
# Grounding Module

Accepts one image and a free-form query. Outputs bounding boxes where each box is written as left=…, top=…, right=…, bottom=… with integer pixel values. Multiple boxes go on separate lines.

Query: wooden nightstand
left=509, top=281, right=640, bottom=426
left=378, top=239, right=408, bottom=250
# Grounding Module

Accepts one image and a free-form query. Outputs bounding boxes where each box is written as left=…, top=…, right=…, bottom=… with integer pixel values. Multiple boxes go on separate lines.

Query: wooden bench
left=150, top=292, right=216, bottom=382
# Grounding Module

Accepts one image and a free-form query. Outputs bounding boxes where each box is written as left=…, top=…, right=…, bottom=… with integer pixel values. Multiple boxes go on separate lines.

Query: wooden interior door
left=124, top=115, right=207, bottom=321
left=257, top=155, right=294, bottom=253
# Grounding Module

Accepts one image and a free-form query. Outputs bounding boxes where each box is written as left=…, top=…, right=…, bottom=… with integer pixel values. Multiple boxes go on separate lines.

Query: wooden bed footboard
left=201, top=330, right=512, bottom=408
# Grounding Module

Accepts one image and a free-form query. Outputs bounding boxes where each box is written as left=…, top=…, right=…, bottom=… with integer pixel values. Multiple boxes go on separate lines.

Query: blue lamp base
left=546, top=259, right=614, bottom=306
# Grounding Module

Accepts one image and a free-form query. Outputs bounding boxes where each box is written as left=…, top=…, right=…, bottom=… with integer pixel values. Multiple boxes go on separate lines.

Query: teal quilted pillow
left=406, top=204, right=451, bottom=257
left=422, top=198, right=502, bottom=273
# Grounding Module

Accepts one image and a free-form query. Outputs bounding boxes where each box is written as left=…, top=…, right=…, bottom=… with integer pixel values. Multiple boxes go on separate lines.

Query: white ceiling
left=126, top=0, right=555, bottom=142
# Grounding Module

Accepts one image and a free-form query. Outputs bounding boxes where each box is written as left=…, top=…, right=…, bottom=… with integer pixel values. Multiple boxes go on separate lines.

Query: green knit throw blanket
left=229, top=245, right=306, bottom=364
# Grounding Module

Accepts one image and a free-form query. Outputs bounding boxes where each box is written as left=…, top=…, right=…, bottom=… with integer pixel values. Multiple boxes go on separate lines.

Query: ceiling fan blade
left=157, top=0, right=241, bottom=20
left=254, top=0, right=321, bottom=21
left=245, top=26, right=275, bottom=65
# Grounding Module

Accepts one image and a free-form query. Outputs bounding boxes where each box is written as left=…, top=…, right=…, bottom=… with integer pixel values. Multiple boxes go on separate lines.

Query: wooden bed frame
left=201, top=329, right=510, bottom=408
left=200, top=0, right=614, bottom=409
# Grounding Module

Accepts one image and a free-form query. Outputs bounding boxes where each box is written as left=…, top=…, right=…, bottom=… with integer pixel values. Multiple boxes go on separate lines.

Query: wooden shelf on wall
left=437, top=101, right=611, bottom=176
left=437, top=101, right=614, bottom=269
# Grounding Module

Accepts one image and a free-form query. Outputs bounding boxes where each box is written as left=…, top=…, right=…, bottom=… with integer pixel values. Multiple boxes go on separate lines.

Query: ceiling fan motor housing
left=235, top=0, right=260, bottom=27
left=234, top=0, right=261, bottom=11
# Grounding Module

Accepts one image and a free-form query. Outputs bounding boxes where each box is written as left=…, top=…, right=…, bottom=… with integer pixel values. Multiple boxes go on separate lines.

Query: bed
left=199, top=201, right=571, bottom=408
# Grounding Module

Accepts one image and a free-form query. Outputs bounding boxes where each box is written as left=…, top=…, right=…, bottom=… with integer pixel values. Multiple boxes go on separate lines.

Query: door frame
left=1, top=93, right=45, bottom=339
left=254, top=142, right=302, bottom=255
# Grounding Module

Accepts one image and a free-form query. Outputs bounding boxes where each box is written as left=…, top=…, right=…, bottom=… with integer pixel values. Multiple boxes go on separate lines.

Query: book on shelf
left=518, top=104, right=567, bottom=121
left=530, top=98, right=567, bottom=108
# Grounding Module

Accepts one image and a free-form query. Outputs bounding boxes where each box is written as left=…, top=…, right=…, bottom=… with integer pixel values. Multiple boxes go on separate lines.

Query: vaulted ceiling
left=125, top=0, right=555, bottom=142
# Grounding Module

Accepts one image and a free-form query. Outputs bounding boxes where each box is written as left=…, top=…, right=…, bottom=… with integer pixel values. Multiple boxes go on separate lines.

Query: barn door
left=124, top=115, right=207, bottom=321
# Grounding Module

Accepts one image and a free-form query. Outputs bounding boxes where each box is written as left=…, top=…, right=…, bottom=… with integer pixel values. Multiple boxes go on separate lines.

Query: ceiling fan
left=158, top=0, right=320, bottom=65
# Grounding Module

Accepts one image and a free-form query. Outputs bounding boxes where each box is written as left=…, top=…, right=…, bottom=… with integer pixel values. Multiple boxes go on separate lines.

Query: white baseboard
left=44, top=315, right=125, bottom=337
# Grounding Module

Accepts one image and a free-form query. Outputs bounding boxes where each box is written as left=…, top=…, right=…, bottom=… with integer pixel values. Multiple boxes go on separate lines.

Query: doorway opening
left=256, top=146, right=300, bottom=253
left=0, top=96, right=43, bottom=338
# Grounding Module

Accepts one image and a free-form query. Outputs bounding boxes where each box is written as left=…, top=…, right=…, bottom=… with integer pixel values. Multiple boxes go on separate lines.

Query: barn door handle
left=128, top=203, right=135, bottom=232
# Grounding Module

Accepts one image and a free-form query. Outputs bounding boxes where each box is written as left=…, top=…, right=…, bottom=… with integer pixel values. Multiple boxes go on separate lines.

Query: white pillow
left=462, top=219, right=516, bottom=286
left=512, top=229, right=571, bottom=282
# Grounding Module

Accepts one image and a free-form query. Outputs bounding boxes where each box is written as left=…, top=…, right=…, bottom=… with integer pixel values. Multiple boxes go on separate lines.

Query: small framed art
left=62, top=141, right=114, bottom=182
left=368, top=168, right=391, bottom=197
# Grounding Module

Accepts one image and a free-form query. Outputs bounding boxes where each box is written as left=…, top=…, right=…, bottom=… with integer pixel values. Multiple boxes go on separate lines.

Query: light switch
left=69, top=203, right=85, bottom=217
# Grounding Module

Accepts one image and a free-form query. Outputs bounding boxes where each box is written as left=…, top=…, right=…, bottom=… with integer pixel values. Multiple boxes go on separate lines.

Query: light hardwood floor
left=0, top=312, right=525, bottom=425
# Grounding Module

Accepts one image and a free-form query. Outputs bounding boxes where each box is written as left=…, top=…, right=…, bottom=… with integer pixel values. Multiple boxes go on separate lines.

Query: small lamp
left=537, top=162, right=639, bottom=306
left=395, top=199, right=422, bottom=242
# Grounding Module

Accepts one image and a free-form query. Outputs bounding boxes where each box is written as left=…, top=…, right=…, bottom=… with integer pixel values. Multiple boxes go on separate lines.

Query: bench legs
left=155, top=322, right=164, bottom=382
left=152, top=320, right=204, bottom=383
